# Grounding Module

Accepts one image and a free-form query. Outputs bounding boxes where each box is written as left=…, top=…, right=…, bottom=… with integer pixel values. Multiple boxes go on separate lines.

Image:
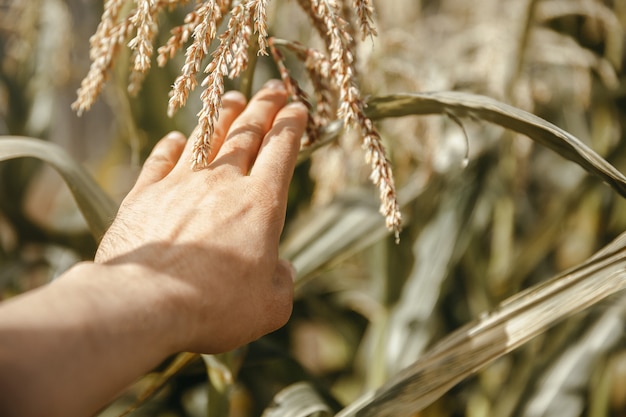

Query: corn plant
left=1, top=0, right=626, bottom=416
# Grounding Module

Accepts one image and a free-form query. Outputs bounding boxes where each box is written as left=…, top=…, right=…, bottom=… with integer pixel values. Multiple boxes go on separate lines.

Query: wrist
left=61, top=261, right=187, bottom=356
left=0, top=261, right=189, bottom=417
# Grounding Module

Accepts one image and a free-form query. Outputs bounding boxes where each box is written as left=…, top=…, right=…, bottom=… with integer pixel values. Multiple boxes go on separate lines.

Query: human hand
left=96, top=80, right=307, bottom=353
left=0, top=82, right=307, bottom=417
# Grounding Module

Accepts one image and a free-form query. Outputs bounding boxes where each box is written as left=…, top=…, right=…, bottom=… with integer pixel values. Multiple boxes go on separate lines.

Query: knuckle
left=262, top=293, right=293, bottom=334
left=220, top=128, right=263, bottom=155
left=234, top=120, right=266, bottom=139
left=145, top=149, right=175, bottom=168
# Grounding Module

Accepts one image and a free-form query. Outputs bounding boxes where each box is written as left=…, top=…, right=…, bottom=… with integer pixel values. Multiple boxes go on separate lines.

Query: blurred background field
left=2, top=0, right=626, bottom=416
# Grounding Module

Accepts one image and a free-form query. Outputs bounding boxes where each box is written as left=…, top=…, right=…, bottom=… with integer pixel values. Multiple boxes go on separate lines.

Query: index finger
left=249, top=101, right=308, bottom=196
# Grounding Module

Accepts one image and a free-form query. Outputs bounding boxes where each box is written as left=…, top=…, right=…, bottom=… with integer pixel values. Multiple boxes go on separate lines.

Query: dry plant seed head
left=252, top=0, right=269, bottom=55
left=72, top=0, right=131, bottom=115
left=157, top=6, right=201, bottom=67
left=127, top=0, right=157, bottom=73
left=127, top=0, right=162, bottom=95
left=352, top=0, right=377, bottom=40
left=303, top=0, right=402, bottom=237
left=361, top=117, right=402, bottom=242
left=74, top=0, right=400, bottom=237
left=307, top=0, right=358, bottom=124
left=338, top=0, right=359, bottom=62
left=191, top=0, right=257, bottom=169
left=277, top=39, right=337, bottom=128
left=269, top=38, right=320, bottom=145
left=157, top=0, right=230, bottom=68
left=166, top=0, right=228, bottom=117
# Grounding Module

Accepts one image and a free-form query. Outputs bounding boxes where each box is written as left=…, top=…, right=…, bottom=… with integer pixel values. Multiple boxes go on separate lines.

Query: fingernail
left=165, top=131, right=186, bottom=141
left=287, top=101, right=308, bottom=111
left=222, top=90, right=246, bottom=101
left=264, top=79, right=286, bottom=91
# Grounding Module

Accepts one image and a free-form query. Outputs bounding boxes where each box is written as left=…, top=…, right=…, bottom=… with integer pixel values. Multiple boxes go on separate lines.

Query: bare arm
left=0, top=80, right=307, bottom=417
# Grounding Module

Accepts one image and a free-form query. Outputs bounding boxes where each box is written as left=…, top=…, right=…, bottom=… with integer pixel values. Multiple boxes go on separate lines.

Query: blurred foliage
left=2, top=0, right=626, bottom=416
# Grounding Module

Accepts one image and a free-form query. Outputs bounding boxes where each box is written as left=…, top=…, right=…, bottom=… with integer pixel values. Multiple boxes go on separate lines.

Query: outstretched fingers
left=211, top=80, right=288, bottom=175
left=250, top=101, right=308, bottom=199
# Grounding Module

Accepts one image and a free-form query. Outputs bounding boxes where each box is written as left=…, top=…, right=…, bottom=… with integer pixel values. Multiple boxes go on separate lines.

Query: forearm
left=0, top=262, right=180, bottom=417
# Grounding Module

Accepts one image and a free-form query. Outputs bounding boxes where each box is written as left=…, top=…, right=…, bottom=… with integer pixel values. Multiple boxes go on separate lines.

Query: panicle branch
left=277, top=39, right=336, bottom=128
left=352, top=0, right=377, bottom=40
left=251, top=0, right=269, bottom=54
left=192, top=1, right=254, bottom=169
left=361, top=117, right=402, bottom=242
left=269, top=38, right=319, bottom=145
left=75, top=0, right=400, bottom=238
left=157, top=1, right=217, bottom=68
left=72, top=0, right=131, bottom=115
left=127, top=0, right=158, bottom=73
left=166, top=0, right=228, bottom=117
left=304, top=0, right=402, bottom=237
left=127, top=0, right=163, bottom=95
left=308, top=0, right=358, bottom=124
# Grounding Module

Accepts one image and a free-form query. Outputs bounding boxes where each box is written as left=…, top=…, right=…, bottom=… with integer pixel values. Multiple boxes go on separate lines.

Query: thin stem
left=239, top=40, right=260, bottom=99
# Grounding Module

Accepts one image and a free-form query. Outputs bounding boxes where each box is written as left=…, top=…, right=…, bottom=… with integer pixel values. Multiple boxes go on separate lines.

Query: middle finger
left=210, top=80, right=288, bottom=175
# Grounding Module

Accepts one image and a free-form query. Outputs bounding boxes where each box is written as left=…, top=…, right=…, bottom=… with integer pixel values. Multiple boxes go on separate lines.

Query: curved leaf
left=520, top=299, right=626, bottom=417
left=0, top=136, right=117, bottom=241
left=366, top=92, right=626, bottom=197
left=337, top=232, right=626, bottom=417
left=114, top=352, right=199, bottom=417
left=263, top=382, right=332, bottom=417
